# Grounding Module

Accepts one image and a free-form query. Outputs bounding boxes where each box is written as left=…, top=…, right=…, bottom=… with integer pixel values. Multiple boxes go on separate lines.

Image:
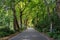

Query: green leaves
left=0, top=0, right=60, bottom=39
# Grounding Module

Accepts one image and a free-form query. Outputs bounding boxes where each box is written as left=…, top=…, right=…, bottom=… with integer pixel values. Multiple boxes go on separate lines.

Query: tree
left=44, top=0, right=56, bottom=32
left=56, top=0, right=60, bottom=18
left=10, top=0, right=20, bottom=31
left=17, top=0, right=31, bottom=29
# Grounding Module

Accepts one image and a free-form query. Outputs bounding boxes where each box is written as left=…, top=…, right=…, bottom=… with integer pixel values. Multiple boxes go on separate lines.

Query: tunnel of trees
left=0, top=0, right=60, bottom=40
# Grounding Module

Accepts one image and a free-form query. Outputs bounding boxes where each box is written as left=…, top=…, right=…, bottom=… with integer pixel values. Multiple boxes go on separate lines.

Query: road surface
left=9, top=28, right=49, bottom=40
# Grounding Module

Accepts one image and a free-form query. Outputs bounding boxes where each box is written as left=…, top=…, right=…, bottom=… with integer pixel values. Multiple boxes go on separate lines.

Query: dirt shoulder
left=40, top=32, right=54, bottom=40
left=0, top=32, right=20, bottom=40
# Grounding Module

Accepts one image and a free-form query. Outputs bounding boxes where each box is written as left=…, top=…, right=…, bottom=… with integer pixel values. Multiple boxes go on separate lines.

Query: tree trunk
left=47, top=6, right=53, bottom=32
left=13, top=8, right=20, bottom=31
left=50, top=22, right=53, bottom=32
left=20, top=11, right=22, bottom=29
left=36, top=12, right=39, bottom=27
left=19, top=0, right=31, bottom=29
left=56, top=0, right=60, bottom=18
left=44, top=0, right=53, bottom=32
left=26, top=18, right=28, bottom=28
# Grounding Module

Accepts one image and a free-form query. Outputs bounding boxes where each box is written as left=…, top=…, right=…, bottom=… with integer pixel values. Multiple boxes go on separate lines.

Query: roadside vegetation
left=0, top=0, right=60, bottom=40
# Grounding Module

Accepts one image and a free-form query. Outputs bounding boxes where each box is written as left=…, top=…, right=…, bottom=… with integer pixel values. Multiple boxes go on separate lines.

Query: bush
left=0, top=27, right=15, bottom=37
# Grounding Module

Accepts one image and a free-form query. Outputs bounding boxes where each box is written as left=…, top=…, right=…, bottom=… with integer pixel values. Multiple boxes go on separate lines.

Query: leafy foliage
left=0, top=0, right=60, bottom=40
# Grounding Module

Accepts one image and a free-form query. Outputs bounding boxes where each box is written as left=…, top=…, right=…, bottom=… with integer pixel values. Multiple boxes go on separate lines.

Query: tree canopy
left=0, top=0, right=60, bottom=39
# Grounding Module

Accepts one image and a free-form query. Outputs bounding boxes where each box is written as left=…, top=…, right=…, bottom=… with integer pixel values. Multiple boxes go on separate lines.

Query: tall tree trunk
left=12, top=8, right=20, bottom=31
left=20, top=10, right=23, bottom=29
left=19, top=0, right=31, bottom=29
left=56, top=0, right=60, bottom=18
left=47, top=6, right=53, bottom=32
left=26, top=18, right=28, bottom=28
left=36, top=12, right=38, bottom=27
left=24, top=19, right=28, bottom=28
left=44, top=0, right=53, bottom=32
left=11, top=0, right=20, bottom=31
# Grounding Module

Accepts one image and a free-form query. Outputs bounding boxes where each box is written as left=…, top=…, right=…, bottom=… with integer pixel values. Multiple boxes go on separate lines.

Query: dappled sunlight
left=0, top=0, right=60, bottom=40
left=22, top=39, right=30, bottom=40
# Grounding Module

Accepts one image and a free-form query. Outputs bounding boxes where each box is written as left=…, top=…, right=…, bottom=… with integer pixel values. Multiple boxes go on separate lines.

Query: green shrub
left=0, top=27, right=15, bottom=38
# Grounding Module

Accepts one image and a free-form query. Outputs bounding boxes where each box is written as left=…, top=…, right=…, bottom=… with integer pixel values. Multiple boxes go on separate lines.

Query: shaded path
left=9, top=28, right=49, bottom=40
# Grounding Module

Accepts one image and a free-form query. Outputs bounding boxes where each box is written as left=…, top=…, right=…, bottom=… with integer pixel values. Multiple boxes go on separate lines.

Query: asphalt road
left=9, top=28, right=49, bottom=40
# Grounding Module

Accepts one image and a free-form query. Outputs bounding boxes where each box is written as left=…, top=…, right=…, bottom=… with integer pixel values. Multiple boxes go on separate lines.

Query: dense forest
left=0, top=0, right=60, bottom=40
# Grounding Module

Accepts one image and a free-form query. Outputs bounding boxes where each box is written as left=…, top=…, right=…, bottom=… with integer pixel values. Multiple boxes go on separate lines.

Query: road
left=9, top=28, right=49, bottom=40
